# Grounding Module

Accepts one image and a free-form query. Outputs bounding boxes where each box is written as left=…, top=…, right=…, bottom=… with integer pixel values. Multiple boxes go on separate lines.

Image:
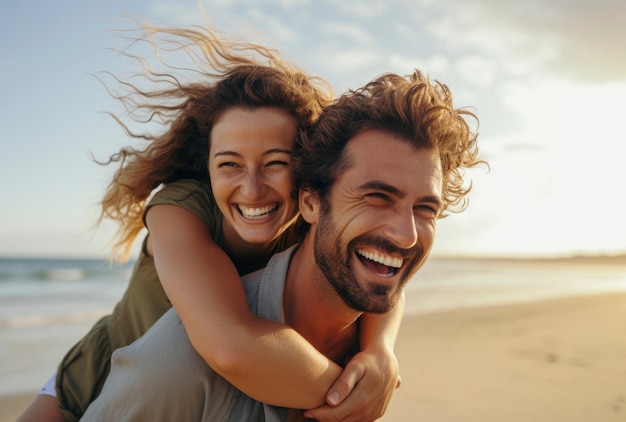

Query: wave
left=35, top=268, right=86, bottom=281
left=0, top=309, right=111, bottom=328
left=0, top=257, right=134, bottom=283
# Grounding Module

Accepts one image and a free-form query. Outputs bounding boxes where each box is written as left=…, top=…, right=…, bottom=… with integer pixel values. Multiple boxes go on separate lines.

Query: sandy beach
left=383, top=292, right=626, bottom=421
left=3, top=292, right=625, bottom=421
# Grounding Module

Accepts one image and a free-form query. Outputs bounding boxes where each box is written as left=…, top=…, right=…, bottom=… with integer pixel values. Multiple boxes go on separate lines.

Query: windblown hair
left=97, top=21, right=332, bottom=261
left=293, top=70, right=485, bottom=232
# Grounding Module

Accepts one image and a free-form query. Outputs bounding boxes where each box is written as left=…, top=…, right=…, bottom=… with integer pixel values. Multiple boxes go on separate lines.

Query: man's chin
left=359, top=286, right=398, bottom=314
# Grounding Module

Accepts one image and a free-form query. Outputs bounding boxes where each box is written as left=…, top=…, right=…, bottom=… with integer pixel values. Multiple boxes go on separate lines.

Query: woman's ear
left=299, top=189, right=319, bottom=224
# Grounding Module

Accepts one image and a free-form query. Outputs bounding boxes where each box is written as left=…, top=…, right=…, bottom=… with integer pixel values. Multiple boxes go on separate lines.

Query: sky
left=1, top=0, right=625, bottom=259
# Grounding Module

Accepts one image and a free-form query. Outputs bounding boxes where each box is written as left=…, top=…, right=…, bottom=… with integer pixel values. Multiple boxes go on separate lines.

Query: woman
left=18, top=19, right=401, bottom=422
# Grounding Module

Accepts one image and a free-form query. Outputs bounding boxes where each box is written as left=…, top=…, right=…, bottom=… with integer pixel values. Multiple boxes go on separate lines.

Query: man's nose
left=384, top=208, right=418, bottom=250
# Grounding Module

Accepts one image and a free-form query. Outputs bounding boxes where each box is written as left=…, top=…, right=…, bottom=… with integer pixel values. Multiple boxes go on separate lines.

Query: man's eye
left=365, top=193, right=391, bottom=203
left=414, top=205, right=438, bottom=218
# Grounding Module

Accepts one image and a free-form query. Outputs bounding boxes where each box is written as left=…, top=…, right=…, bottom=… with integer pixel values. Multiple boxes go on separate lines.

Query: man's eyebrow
left=213, top=148, right=292, bottom=158
left=359, top=180, right=443, bottom=206
left=420, top=195, right=443, bottom=208
left=358, top=181, right=405, bottom=197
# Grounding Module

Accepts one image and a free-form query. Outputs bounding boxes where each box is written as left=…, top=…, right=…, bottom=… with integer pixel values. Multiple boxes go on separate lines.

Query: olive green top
left=55, top=179, right=299, bottom=421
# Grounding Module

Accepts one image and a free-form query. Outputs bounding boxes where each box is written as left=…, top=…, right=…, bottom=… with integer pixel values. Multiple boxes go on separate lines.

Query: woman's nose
left=240, top=171, right=267, bottom=200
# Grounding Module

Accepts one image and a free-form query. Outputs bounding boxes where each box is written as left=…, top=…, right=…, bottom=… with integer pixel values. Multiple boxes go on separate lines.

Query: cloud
left=454, top=55, right=498, bottom=88
left=274, top=0, right=312, bottom=10
left=429, top=0, right=626, bottom=83
left=456, top=79, right=626, bottom=255
left=319, top=22, right=376, bottom=44
left=243, top=8, right=303, bottom=43
left=314, top=47, right=380, bottom=73
left=332, top=0, right=388, bottom=18
left=148, top=2, right=200, bottom=24
left=389, top=53, right=449, bottom=76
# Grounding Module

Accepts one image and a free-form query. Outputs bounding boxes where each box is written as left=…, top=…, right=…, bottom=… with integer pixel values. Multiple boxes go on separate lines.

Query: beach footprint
left=612, top=394, right=625, bottom=414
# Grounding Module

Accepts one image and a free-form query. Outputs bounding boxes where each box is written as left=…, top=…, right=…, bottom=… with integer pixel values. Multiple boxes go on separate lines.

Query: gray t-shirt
left=81, top=245, right=298, bottom=422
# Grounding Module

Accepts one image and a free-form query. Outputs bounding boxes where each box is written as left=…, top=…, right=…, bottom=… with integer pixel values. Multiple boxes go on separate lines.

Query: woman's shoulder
left=151, top=179, right=212, bottom=202
left=146, top=179, right=220, bottom=226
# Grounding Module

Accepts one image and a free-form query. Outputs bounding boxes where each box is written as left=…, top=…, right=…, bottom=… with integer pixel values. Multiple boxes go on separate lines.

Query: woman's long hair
left=97, top=20, right=332, bottom=261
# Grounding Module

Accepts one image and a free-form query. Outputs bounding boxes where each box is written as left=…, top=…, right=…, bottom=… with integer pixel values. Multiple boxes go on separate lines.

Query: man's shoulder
left=241, top=245, right=297, bottom=286
left=241, top=245, right=298, bottom=319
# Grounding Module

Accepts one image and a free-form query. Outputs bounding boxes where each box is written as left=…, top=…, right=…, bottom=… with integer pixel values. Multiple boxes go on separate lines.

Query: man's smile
left=355, top=247, right=404, bottom=278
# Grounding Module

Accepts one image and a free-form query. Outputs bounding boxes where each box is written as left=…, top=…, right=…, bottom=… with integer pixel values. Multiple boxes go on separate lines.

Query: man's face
left=312, top=129, right=443, bottom=313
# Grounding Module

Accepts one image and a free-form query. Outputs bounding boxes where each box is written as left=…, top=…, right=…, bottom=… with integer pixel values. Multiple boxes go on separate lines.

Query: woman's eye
left=218, top=161, right=240, bottom=168
left=266, top=160, right=289, bottom=167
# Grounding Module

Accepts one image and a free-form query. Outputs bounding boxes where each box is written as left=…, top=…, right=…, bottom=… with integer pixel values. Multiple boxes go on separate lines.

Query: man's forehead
left=341, top=129, right=443, bottom=198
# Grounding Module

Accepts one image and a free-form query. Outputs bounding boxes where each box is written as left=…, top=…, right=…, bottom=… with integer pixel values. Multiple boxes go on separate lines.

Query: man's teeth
left=239, top=204, right=277, bottom=219
left=357, top=250, right=403, bottom=268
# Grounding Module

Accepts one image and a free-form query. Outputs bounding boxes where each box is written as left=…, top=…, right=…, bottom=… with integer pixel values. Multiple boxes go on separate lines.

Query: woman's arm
left=147, top=204, right=342, bottom=409
left=360, top=292, right=404, bottom=358
left=358, top=292, right=404, bottom=401
left=305, top=294, right=404, bottom=421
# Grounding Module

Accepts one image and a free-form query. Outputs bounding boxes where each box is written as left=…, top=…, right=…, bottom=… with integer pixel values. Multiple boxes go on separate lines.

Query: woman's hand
left=303, top=347, right=400, bottom=421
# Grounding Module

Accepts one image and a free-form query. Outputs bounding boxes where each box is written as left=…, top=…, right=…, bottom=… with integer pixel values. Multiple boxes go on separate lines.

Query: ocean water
left=1, top=256, right=625, bottom=397
left=406, top=256, right=626, bottom=314
left=0, top=258, right=133, bottom=328
left=0, top=258, right=132, bottom=396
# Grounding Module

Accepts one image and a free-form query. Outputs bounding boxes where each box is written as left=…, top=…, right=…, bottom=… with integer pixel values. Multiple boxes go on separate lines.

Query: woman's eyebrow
left=213, top=148, right=292, bottom=158
left=264, top=148, right=292, bottom=155
left=213, top=150, right=240, bottom=158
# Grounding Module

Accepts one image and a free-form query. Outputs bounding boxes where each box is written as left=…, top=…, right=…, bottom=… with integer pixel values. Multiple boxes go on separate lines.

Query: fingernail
left=327, top=391, right=340, bottom=406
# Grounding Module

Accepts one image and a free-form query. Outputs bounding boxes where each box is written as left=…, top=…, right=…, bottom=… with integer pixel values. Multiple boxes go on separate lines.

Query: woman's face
left=208, top=107, right=299, bottom=246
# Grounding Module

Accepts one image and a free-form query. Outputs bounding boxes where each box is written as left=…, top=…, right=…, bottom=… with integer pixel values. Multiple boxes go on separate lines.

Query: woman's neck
left=222, top=223, right=279, bottom=275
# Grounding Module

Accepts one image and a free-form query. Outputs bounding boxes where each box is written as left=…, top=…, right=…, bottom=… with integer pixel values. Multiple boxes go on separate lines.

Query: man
left=81, top=70, right=482, bottom=421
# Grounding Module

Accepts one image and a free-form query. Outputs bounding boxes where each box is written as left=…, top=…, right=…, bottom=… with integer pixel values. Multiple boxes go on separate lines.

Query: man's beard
left=313, top=199, right=422, bottom=314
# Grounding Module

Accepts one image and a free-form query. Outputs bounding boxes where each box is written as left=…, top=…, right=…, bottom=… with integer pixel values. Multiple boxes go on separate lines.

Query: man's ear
left=299, top=189, right=319, bottom=224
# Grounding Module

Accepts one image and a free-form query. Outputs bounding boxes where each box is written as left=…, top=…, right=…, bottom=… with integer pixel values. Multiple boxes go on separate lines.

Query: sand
left=4, top=292, right=626, bottom=421
left=382, top=292, right=626, bottom=421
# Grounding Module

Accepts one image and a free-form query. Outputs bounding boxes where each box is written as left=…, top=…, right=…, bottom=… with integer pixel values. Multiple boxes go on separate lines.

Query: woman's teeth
left=238, top=204, right=278, bottom=219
